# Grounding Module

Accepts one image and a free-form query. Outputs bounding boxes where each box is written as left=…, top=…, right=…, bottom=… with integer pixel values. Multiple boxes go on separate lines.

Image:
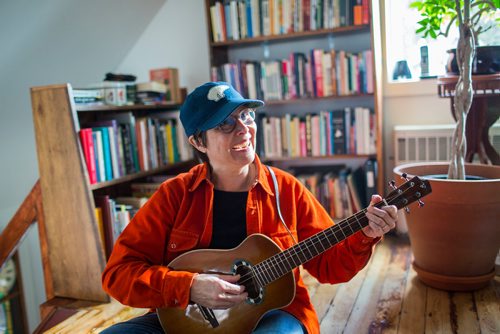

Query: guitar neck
left=254, top=205, right=375, bottom=287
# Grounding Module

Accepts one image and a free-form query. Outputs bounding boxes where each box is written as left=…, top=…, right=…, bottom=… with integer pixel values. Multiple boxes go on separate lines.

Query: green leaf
left=410, top=1, right=424, bottom=10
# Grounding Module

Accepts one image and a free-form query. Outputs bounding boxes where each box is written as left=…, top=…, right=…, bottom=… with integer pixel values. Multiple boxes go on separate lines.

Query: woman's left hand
left=362, top=195, right=398, bottom=238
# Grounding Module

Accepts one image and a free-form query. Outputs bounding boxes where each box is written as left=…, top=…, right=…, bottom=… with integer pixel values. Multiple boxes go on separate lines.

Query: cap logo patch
left=207, top=85, right=230, bottom=102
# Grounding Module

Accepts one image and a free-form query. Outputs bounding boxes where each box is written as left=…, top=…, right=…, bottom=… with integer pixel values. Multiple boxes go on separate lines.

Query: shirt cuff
left=352, top=230, right=381, bottom=248
left=162, top=270, right=197, bottom=308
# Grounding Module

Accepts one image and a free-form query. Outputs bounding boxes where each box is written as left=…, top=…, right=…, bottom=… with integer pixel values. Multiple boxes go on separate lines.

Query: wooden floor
left=304, top=235, right=499, bottom=334
left=43, top=235, right=499, bottom=333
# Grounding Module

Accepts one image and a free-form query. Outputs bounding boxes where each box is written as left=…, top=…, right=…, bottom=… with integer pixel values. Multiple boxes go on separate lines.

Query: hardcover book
left=79, top=128, right=97, bottom=184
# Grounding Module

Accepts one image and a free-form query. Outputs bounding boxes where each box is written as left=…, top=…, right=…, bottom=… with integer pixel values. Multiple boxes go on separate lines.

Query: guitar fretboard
left=252, top=206, right=373, bottom=287
left=247, top=175, right=431, bottom=288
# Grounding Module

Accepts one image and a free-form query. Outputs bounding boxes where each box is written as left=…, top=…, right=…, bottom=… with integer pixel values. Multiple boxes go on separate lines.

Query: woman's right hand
left=190, top=274, right=248, bottom=309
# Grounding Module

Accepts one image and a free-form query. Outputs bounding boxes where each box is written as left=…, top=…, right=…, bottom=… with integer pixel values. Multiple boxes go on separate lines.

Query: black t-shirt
left=209, top=189, right=248, bottom=249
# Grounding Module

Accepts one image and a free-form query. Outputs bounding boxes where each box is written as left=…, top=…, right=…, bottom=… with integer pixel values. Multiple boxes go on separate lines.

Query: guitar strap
left=266, top=165, right=298, bottom=245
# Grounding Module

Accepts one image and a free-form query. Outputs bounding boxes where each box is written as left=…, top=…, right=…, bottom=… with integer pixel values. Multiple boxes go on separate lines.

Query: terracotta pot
left=393, top=162, right=500, bottom=291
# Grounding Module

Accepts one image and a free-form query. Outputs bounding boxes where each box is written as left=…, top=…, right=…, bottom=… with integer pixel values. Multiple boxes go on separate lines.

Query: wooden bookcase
left=203, top=0, right=384, bottom=195
left=30, top=85, right=195, bottom=314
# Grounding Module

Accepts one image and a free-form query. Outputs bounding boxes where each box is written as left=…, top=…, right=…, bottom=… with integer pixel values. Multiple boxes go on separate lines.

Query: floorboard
left=42, top=235, right=500, bottom=333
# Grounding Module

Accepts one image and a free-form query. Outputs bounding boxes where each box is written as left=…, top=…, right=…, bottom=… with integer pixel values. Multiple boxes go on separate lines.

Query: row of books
left=211, top=49, right=373, bottom=101
left=92, top=164, right=376, bottom=258
left=79, top=111, right=193, bottom=184
left=73, top=67, right=182, bottom=106
left=209, top=0, right=370, bottom=43
left=94, top=176, right=169, bottom=258
left=258, top=107, right=375, bottom=159
left=296, top=160, right=377, bottom=219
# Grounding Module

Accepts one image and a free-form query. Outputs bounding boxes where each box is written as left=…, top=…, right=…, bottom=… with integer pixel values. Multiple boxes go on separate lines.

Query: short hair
left=191, top=131, right=209, bottom=163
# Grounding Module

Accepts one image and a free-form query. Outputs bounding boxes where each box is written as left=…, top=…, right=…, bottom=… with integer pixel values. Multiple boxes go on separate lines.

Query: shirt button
left=174, top=299, right=178, bottom=305
left=170, top=243, right=177, bottom=249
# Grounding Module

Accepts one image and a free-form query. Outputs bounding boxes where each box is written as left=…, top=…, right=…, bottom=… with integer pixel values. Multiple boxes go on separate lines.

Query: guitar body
left=157, top=234, right=296, bottom=334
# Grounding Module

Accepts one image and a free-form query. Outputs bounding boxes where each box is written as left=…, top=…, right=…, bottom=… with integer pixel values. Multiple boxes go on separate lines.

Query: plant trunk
left=448, top=0, right=476, bottom=180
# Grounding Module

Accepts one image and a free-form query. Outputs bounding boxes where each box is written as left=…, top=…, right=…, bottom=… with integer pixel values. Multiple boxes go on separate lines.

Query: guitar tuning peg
left=388, top=180, right=397, bottom=190
left=418, top=200, right=425, bottom=208
left=401, top=173, right=410, bottom=181
left=405, top=207, right=410, bottom=214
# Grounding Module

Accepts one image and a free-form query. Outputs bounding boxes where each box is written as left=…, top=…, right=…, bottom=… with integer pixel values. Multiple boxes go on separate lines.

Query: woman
left=101, top=82, right=397, bottom=334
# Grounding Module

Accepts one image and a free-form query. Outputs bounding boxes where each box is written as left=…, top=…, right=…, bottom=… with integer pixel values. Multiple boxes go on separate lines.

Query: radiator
left=394, top=123, right=500, bottom=166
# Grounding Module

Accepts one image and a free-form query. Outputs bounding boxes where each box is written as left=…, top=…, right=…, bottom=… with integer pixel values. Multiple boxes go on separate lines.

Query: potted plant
left=393, top=0, right=500, bottom=291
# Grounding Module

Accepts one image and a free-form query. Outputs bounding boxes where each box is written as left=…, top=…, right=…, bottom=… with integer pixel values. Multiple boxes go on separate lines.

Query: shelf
left=76, top=102, right=181, bottom=113
left=261, top=93, right=374, bottom=106
left=264, top=154, right=375, bottom=162
left=89, top=160, right=195, bottom=190
left=210, top=25, right=370, bottom=48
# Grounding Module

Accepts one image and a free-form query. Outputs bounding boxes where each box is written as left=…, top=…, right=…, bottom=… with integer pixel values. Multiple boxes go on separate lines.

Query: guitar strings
left=236, top=208, right=368, bottom=286
left=235, top=184, right=415, bottom=287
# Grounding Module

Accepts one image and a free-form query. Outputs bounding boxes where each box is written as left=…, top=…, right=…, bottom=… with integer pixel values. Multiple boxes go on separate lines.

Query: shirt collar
left=188, top=155, right=274, bottom=196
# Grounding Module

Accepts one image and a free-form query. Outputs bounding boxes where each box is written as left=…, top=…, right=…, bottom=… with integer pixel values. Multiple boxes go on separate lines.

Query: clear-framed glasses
left=215, top=108, right=256, bottom=133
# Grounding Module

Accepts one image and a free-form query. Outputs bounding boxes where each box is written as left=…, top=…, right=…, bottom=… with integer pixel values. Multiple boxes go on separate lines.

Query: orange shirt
left=102, top=156, right=379, bottom=334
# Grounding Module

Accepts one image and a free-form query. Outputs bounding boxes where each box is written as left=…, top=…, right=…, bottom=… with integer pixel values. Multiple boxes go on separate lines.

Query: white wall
left=382, top=81, right=455, bottom=186
left=116, top=1, right=211, bottom=90
left=1, top=0, right=458, bottom=331
left=0, top=0, right=210, bottom=331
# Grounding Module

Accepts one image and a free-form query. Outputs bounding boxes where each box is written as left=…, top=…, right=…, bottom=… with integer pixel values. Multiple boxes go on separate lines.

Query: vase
left=393, top=162, right=500, bottom=291
left=446, top=45, right=500, bottom=75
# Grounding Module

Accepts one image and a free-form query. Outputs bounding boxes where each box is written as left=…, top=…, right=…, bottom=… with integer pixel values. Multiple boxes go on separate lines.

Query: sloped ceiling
left=0, top=0, right=166, bottom=330
left=0, top=0, right=167, bottom=210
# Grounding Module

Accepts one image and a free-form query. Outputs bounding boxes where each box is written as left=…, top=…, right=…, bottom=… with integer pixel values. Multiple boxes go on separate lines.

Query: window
left=384, top=0, right=458, bottom=82
left=384, top=0, right=499, bottom=83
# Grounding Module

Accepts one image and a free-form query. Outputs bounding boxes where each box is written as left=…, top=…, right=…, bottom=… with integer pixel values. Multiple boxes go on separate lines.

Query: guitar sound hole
left=233, top=260, right=263, bottom=304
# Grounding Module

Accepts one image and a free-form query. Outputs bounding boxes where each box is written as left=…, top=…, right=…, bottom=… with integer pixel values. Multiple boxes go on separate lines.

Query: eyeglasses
left=215, top=109, right=256, bottom=133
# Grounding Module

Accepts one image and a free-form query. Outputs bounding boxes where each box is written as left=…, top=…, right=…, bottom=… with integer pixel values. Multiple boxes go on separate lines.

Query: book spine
left=93, top=130, right=106, bottom=182
left=331, top=109, right=346, bottom=154
left=79, top=128, right=97, bottom=184
left=107, top=127, right=121, bottom=179
left=98, top=127, right=113, bottom=180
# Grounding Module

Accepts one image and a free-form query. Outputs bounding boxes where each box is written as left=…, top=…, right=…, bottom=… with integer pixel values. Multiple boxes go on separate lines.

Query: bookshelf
left=30, top=84, right=196, bottom=315
left=0, top=253, right=28, bottom=333
left=203, top=0, right=384, bottom=199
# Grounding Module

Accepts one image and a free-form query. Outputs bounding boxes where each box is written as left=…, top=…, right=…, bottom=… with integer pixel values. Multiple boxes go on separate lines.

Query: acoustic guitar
left=157, top=175, right=431, bottom=333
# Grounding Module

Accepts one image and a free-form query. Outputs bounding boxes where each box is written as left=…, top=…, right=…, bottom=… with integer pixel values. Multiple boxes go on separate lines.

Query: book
left=135, top=118, right=149, bottom=171
left=93, top=130, right=106, bottom=182
left=78, top=128, right=97, bottom=184
left=101, top=112, right=140, bottom=173
left=331, top=109, right=346, bottom=154
left=347, top=166, right=367, bottom=211
left=115, top=196, right=149, bottom=209
left=94, top=127, right=113, bottom=180
left=364, top=158, right=378, bottom=205
left=94, top=195, right=116, bottom=259
left=130, top=182, right=163, bottom=198
left=149, top=68, right=181, bottom=103
left=136, top=81, right=167, bottom=94
left=73, top=88, right=104, bottom=105
left=94, top=207, right=105, bottom=253
left=85, top=120, right=123, bottom=179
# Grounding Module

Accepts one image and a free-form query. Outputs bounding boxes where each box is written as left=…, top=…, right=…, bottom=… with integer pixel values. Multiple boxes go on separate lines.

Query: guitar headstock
left=385, top=176, right=432, bottom=210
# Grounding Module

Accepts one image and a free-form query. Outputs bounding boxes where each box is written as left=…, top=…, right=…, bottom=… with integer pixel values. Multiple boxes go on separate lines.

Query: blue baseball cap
left=180, top=81, right=264, bottom=136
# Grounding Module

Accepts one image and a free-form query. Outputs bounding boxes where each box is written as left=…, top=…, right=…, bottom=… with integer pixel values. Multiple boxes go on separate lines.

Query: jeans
left=100, top=309, right=306, bottom=334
